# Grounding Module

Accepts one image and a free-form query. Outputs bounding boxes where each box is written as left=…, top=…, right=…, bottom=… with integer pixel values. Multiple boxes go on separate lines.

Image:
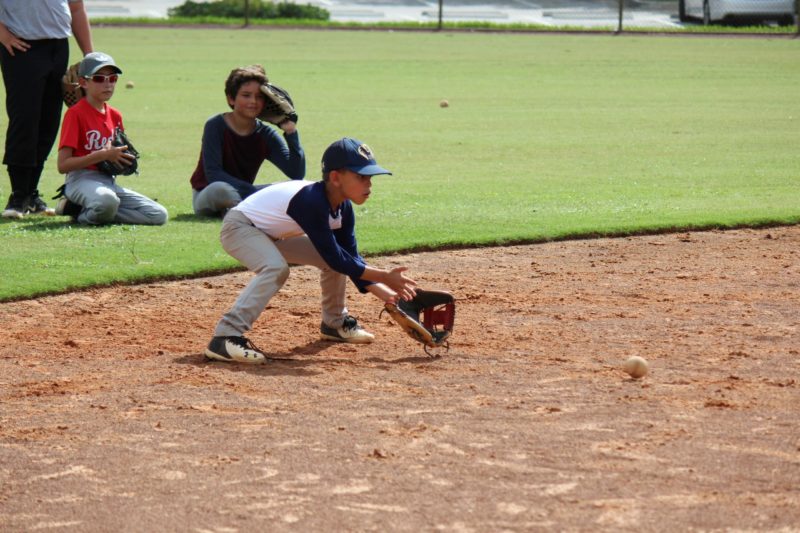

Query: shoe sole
left=56, top=200, right=81, bottom=218
left=320, top=333, right=375, bottom=344
left=204, top=348, right=266, bottom=364
left=2, top=210, right=24, bottom=219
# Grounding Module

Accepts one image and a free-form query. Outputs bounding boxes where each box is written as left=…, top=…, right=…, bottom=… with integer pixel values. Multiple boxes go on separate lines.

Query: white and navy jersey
left=233, top=180, right=371, bottom=291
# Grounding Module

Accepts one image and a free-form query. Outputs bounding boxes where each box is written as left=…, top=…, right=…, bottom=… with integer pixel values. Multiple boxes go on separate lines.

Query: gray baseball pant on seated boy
left=192, top=181, right=241, bottom=217
left=65, top=170, right=168, bottom=225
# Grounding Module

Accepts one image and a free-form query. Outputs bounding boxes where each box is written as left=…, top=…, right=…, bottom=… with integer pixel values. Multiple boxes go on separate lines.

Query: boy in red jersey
left=55, top=52, right=167, bottom=225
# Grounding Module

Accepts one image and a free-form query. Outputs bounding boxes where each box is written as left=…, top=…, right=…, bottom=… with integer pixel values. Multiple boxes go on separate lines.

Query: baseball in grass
left=623, top=356, right=649, bottom=379
left=125, top=81, right=135, bottom=89
left=439, top=99, right=449, bottom=108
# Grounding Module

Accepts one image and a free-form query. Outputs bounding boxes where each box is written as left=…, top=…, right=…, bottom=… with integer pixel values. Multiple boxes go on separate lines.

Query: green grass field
left=1, top=28, right=798, bottom=301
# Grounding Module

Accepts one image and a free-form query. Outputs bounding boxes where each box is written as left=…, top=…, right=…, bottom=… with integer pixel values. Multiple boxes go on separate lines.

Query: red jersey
left=59, top=98, right=125, bottom=171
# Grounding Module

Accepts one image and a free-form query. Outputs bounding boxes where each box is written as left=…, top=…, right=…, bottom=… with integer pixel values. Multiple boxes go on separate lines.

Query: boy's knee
left=209, top=182, right=241, bottom=208
left=275, top=263, right=290, bottom=285
left=148, top=205, right=169, bottom=226
left=89, top=192, right=121, bottom=223
left=256, top=262, right=290, bottom=286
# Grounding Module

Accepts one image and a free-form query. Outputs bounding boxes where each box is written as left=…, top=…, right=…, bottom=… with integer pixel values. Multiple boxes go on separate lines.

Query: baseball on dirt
left=125, top=81, right=135, bottom=89
left=623, top=356, right=649, bottom=379
left=439, top=99, right=449, bottom=108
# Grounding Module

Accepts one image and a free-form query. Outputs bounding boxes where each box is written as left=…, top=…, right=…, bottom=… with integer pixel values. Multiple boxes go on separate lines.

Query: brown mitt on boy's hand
left=383, top=289, right=456, bottom=354
left=259, top=83, right=298, bottom=126
left=62, top=62, right=84, bottom=108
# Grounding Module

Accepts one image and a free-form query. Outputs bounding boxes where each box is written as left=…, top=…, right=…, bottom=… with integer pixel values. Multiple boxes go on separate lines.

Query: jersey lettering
left=84, top=130, right=110, bottom=151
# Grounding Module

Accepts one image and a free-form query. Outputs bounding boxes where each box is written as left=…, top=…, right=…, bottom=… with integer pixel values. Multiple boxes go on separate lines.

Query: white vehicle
left=679, top=0, right=796, bottom=25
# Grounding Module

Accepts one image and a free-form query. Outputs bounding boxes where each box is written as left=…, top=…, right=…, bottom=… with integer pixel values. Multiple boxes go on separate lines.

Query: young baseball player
left=189, top=64, right=305, bottom=217
left=206, top=137, right=417, bottom=364
left=55, top=52, right=168, bottom=225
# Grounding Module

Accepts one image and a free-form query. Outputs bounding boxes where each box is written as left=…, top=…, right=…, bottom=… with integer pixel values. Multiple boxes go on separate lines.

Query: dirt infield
left=1, top=226, right=799, bottom=531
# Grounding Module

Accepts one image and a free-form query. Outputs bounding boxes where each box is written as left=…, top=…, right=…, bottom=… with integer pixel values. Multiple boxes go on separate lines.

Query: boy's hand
left=384, top=267, right=417, bottom=302
left=96, top=129, right=140, bottom=177
left=279, top=120, right=297, bottom=135
left=104, top=141, right=135, bottom=167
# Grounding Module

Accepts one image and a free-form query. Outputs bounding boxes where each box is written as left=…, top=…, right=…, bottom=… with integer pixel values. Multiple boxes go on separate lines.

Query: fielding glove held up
left=258, top=83, right=298, bottom=126
left=383, top=289, right=455, bottom=354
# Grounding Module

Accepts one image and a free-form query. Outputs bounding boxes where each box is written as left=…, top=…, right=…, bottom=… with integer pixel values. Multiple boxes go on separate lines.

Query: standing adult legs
left=0, top=39, right=67, bottom=217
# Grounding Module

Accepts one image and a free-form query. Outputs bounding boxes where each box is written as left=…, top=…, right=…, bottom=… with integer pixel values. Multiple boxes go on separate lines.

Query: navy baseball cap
left=78, top=52, right=123, bottom=78
left=321, top=138, right=392, bottom=176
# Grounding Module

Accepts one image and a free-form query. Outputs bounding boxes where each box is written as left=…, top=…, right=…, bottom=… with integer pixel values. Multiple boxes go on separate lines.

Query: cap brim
left=347, top=164, right=392, bottom=176
left=88, top=64, right=123, bottom=76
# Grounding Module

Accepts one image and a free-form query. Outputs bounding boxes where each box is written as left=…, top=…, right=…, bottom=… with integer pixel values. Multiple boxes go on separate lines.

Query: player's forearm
left=365, top=283, right=396, bottom=304
left=58, top=150, right=108, bottom=174
left=360, top=266, right=417, bottom=301
left=268, top=130, right=305, bottom=180
left=359, top=266, right=391, bottom=284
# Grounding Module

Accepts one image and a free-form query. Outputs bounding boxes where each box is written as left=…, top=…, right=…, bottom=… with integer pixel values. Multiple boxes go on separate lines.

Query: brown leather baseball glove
left=259, top=83, right=298, bottom=126
left=62, top=62, right=84, bottom=108
left=383, top=289, right=455, bottom=355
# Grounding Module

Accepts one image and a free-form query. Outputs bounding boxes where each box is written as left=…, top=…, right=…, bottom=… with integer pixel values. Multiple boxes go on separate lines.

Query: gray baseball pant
left=192, top=182, right=241, bottom=217
left=65, top=170, right=168, bottom=225
left=214, top=209, right=348, bottom=337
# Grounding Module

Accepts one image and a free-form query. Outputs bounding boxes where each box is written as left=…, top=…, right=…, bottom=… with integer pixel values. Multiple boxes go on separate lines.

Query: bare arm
left=365, top=283, right=404, bottom=304
left=57, top=143, right=134, bottom=174
left=69, top=1, right=93, bottom=55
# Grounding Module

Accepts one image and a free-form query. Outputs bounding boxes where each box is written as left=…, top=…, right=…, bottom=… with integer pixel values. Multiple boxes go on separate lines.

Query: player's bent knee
left=147, top=205, right=168, bottom=226
left=90, top=194, right=121, bottom=223
left=254, top=262, right=290, bottom=286
left=275, top=263, right=291, bottom=285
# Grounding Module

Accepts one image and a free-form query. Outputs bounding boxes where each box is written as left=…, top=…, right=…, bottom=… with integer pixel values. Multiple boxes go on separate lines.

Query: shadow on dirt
left=171, top=339, right=443, bottom=374
left=364, top=355, right=441, bottom=364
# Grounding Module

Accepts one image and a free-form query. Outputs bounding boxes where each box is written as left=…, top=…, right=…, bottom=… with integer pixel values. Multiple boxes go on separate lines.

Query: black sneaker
left=205, top=336, right=267, bottom=364
left=320, top=315, right=375, bottom=344
left=24, top=191, right=55, bottom=216
left=2, top=194, right=25, bottom=219
left=55, top=197, right=82, bottom=220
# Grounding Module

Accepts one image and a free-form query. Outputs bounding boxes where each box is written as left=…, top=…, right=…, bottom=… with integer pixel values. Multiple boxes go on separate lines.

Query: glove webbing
left=422, top=302, right=455, bottom=334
